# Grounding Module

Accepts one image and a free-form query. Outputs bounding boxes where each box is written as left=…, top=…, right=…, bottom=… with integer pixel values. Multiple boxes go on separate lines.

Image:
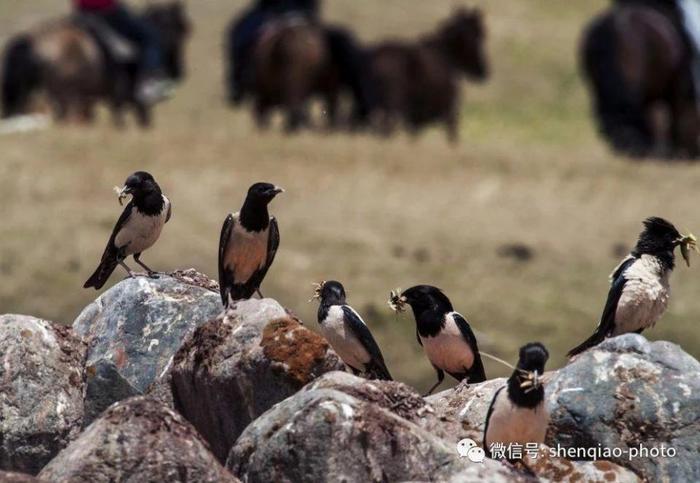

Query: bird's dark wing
left=218, top=214, right=235, bottom=306
left=165, top=201, right=172, bottom=223
left=84, top=202, right=134, bottom=289
left=245, top=217, right=280, bottom=294
left=567, top=256, right=637, bottom=357
left=453, top=312, right=486, bottom=383
left=342, top=305, right=392, bottom=380
left=483, top=385, right=506, bottom=454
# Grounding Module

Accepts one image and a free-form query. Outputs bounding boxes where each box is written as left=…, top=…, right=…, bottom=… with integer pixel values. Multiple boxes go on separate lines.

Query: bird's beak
left=388, top=289, right=407, bottom=313
left=114, top=185, right=132, bottom=206
left=273, top=186, right=285, bottom=195
left=677, top=233, right=698, bottom=267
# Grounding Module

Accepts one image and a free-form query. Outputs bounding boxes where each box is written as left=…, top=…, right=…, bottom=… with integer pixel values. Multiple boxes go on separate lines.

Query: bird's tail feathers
left=83, top=247, right=118, bottom=290
left=567, top=332, right=606, bottom=358
left=366, top=360, right=393, bottom=381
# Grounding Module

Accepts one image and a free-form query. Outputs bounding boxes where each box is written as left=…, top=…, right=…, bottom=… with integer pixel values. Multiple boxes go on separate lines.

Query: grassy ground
left=1, top=1, right=699, bottom=393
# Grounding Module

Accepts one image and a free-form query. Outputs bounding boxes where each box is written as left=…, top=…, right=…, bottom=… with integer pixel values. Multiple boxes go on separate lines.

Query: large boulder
left=0, top=472, right=41, bottom=483
left=226, top=387, right=530, bottom=483
left=547, top=334, right=700, bottom=482
left=0, top=315, right=86, bottom=475
left=38, top=397, right=238, bottom=483
left=73, top=269, right=222, bottom=424
left=306, top=371, right=466, bottom=441
left=169, top=299, right=345, bottom=462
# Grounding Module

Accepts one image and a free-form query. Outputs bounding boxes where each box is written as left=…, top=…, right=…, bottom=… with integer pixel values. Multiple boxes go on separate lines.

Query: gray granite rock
left=38, top=397, right=238, bottom=483
left=73, top=269, right=222, bottom=424
left=226, top=387, right=531, bottom=483
left=0, top=315, right=86, bottom=475
left=547, top=334, right=700, bottom=482
left=169, top=299, right=345, bottom=462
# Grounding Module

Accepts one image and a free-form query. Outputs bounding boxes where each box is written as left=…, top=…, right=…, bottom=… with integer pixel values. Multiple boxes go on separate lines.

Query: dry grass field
left=1, top=0, right=699, bottom=392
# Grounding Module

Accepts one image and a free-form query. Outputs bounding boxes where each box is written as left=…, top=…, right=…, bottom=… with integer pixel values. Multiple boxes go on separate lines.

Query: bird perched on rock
left=389, top=285, right=486, bottom=395
left=313, top=280, right=392, bottom=380
left=218, top=182, right=282, bottom=306
left=568, top=217, right=697, bottom=357
left=84, top=171, right=171, bottom=290
left=483, top=342, right=549, bottom=457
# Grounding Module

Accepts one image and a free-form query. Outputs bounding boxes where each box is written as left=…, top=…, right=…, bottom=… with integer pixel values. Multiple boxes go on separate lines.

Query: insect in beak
left=309, top=281, right=326, bottom=303
left=677, top=233, right=698, bottom=267
left=114, top=186, right=131, bottom=206
left=388, top=289, right=407, bottom=313
left=519, top=370, right=542, bottom=393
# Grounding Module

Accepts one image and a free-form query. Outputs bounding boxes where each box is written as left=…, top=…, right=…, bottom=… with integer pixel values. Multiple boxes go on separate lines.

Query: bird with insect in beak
left=218, top=182, right=283, bottom=307
left=568, top=217, right=698, bottom=357
left=313, top=280, right=392, bottom=380
left=483, top=342, right=549, bottom=459
left=389, top=285, right=486, bottom=395
left=84, top=171, right=171, bottom=290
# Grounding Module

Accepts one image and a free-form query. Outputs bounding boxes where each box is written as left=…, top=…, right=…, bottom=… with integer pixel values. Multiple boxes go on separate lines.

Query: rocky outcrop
left=0, top=315, right=86, bottom=475
left=547, top=334, right=700, bottom=482
left=0, top=471, right=41, bottom=482
left=226, top=386, right=529, bottom=483
left=169, top=299, right=345, bottom=462
left=306, top=371, right=466, bottom=441
left=38, top=397, right=238, bottom=483
left=73, top=269, right=222, bottom=424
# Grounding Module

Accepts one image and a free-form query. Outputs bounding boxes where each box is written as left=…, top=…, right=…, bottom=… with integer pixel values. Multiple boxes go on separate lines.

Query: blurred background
left=1, top=0, right=699, bottom=393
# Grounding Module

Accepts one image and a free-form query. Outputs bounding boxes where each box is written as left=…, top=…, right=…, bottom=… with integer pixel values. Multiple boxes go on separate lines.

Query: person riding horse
left=616, top=0, right=700, bottom=105
left=72, top=0, right=172, bottom=104
left=228, top=0, right=320, bottom=104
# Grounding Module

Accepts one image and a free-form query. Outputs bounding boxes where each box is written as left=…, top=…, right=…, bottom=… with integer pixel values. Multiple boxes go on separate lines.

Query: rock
left=0, top=315, right=86, bottom=475
left=306, top=371, right=466, bottom=441
left=0, top=472, right=41, bottom=482
left=426, top=377, right=508, bottom=444
left=547, top=334, right=700, bottom=482
left=73, top=269, right=222, bottom=424
left=169, top=299, right=344, bottom=462
left=227, top=387, right=529, bottom=483
left=38, top=397, right=238, bottom=483
left=526, top=445, right=640, bottom=482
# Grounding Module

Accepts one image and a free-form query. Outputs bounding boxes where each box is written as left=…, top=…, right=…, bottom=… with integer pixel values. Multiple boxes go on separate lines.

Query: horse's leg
left=134, top=101, right=152, bottom=128
left=254, top=99, right=271, bottom=130
left=670, top=100, right=700, bottom=159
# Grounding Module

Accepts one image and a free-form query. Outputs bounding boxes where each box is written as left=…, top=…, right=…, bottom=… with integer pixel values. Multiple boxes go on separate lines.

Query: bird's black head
left=399, top=285, right=454, bottom=316
left=507, top=342, right=548, bottom=408
left=516, top=342, right=549, bottom=374
left=634, top=217, right=682, bottom=268
left=246, top=182, right=284, bottom=205
left=118, top=171, right=162, bottom=205
left=317, top=280, right=347, bottom=305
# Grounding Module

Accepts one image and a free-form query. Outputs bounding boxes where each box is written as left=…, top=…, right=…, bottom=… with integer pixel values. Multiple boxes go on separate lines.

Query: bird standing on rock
left=313, top=280, right=392, bottom=380
left=218, top=182, right=282, bottom=307
left=483, top=342, right=549, bottom=458
left=568, top=217, right=697, bottom=357
left=389, top=285, right=486, bottom=395
left=84, top=171, right=171, bottom=290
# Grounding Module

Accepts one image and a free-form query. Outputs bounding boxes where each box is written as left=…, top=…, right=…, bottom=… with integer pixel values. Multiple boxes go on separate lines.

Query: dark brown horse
left=581, top=3, right=699, bottom=158
left=1, top=2, right=190, bottom=126
left=248, top=18, right=330, bottom=131
left=367, top=8, right=488, bottom=142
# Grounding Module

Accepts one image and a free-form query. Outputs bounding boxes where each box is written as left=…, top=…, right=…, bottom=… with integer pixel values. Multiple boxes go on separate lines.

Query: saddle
left=72, top=14, right=138, bottom=65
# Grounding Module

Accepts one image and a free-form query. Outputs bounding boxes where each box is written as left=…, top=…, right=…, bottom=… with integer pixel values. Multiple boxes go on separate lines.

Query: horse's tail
left=581, top=14, right=651, bottom=155
left=324, top=26, right=374, bottom=125
left=1, top=34, right=42, bottom=118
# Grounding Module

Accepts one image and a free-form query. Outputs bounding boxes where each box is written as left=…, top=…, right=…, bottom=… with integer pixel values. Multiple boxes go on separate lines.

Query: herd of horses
left=1, top=1, right=699, bottom=156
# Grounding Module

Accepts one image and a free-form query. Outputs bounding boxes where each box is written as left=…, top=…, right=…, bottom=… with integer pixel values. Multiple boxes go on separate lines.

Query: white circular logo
left=457, top=438, right=484, bottom=462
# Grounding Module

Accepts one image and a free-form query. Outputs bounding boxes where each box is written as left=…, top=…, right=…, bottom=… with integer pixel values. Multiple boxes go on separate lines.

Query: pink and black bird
left=218, top=182, right=282, bottom=306
left=84, top=171, right=171, bottom=290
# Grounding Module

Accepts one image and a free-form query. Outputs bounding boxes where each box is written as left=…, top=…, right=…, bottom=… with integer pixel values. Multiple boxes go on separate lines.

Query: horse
left=581, top=3, right=699, bottom=158
left=1, top=1, right=190, bottom=127
left=226, top=11, right=372, bottom=132
left=366, top=7, right=488, bottom=143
